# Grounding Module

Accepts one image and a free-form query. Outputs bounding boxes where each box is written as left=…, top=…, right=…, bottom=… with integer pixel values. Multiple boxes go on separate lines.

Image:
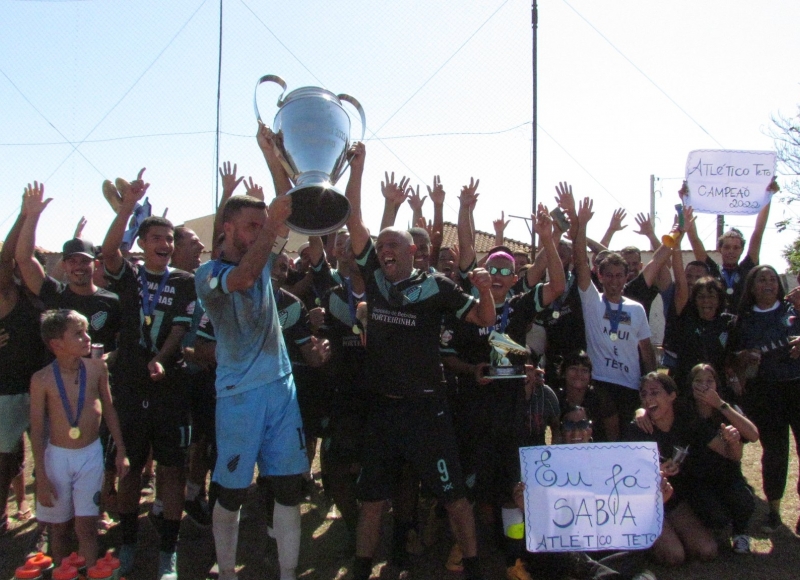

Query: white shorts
left=0, top=393, right=30, bottom=453
left=36, top=439, right=103, bottom=523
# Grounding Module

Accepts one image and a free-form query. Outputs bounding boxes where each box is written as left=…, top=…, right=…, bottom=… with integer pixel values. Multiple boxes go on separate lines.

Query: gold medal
left=144, top=315, right=152, bottom=326
left=552, top=310, right=560, bottom=319
left=726, top=288, right=734, bottom=295
left=352, top=324, right=361, bottom=335
left=209, top=277, right=218, bottom=290
left=610, top=332, right=618, bottom=341
left=315, top=297, right=321, bottom=306
left=69, top=427, right=81, bottom=440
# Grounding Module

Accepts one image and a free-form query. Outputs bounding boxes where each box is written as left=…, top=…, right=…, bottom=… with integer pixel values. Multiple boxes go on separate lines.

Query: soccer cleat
left=506, top=558, right=532, bottom=580
left=445, top=543, right=464, bottom=573
left=762, top=509, right=783, bottom=533
left=158, top=550, right=178, bottom=580
left=732, top=534, right=751, bottom=554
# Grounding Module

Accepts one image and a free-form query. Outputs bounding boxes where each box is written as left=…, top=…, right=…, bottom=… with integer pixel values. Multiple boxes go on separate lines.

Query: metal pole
left=716, top=214, right=724, bottom=239
left=650, top=174, right=656, bottom=225
left=531, top=1, right=538, bottom=253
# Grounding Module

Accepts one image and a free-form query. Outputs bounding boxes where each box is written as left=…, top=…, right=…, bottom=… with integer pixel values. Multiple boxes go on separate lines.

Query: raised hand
left=554, top=182, right=575, bottom=214
left=678, top=180, right=689, bottom=198
left=533, top=203, right=554, bottom=242
left=609, top=208, right=627, bottom=232
left=219, top=161, right=244, bottom=198
left=458, top=177, right=480, bottom=209
left=767, top=176, right=780, bottom=194
left=634, top=212, right=654, bottom=238
left=116, top=168, right=148, bottom=209
left=468, top=266, right=491, bottom=292
left=73, top=216, right=87, bottom=239
left=267, top=192, right=292, bottom=225
left=23, top=181, right=52, bottom=216
left=348, top=141, right=366, bottom=174
left=381, top=172, right=410, bottom=207
left=681, top=206, right=695, bottom=230
left=244, top=177, right=265, bottom=201
left=577, top=197, right=594, bottom=225
left=427, top=175, right=445, bottom=205
left=407, top=185, right=427, bottom=212
left=493, top=211, right=510, bottom=237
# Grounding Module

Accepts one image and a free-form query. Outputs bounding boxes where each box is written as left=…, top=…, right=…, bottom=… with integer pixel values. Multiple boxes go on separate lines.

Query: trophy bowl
left=255, top=76, right=366, bottom=236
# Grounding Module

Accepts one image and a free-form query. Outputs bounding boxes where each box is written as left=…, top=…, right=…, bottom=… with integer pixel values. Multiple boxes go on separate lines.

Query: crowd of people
left=1, top=123, right=798, bottom=580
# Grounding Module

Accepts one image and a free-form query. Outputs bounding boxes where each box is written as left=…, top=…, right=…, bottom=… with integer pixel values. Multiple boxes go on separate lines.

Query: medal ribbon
left=495, top=300, right=510, bottom=333
left=720, top=269, right=738, bottom=291
left=550, top=271, right=574, bottom=318
left=140, top=268, right=171, bottom=321
left=344, top=277, right=358, bottom=326
left=53, top=360, right=86, bottom=429
left=603, top=295, right=624, bottom=337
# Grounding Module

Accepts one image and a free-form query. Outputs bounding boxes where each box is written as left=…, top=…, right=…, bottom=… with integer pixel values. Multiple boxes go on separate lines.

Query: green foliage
left=783, top=235, right=800, bottom=275
left=770, top=106, right=800, bottom=233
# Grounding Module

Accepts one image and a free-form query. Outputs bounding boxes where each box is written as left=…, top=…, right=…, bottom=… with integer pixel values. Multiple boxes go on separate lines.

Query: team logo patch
left=91, top=311, right=108, bottom=330
left=279, top=310, right=289, bottom=326
left=403, top=286, right=421, bottom=303
left=227, top=454, right=240, bottom=473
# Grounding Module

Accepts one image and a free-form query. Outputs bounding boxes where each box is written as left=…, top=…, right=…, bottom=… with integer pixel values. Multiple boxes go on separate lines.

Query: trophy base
left=285, top=183, right=352, bottom=236
left=485, top=365, right=527, bottom=380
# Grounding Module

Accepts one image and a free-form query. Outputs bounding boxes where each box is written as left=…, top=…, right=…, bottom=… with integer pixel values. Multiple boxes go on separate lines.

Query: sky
left=1, top=0, right=799, bottom=269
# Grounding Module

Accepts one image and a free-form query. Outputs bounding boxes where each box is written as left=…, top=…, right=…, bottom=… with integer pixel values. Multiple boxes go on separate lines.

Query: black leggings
left=688, top=478, right=755, bottom=535
left=743, top=378, right=800, bottom=502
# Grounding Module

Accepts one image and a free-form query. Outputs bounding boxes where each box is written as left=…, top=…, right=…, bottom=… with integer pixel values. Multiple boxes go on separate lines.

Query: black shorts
left=187, top=371, right=217, bottom=445
left=321, top=390, right=370, bottom=466
left=109, top=370, right=191, bottom=470
left=294, top=366, right=329, bottom=440
left=357, top=396, right=465, bottom=503
left=595, top=380, right=640, bottom=424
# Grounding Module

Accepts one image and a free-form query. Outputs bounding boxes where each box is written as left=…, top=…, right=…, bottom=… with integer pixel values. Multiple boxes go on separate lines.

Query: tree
left=769, top=105, right=800, bottom=233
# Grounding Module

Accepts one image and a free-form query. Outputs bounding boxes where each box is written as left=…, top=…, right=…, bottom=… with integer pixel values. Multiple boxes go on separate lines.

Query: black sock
left=352, top=556, right=373, bottom=580
left=463, top=555, right=482, bottom=580
left=159, top=518, right=181, bottom=553
left=505, top=537, right=525, bottom=566
left=391, top=518, right=413, bottom=564
left=120, top=512, right=138, bottom=546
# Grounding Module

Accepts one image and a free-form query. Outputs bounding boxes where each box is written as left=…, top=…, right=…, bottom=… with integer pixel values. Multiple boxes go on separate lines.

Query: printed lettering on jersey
left=371, top=307, right=417, bottom=327
left=91, top=310, right=108, bottom=330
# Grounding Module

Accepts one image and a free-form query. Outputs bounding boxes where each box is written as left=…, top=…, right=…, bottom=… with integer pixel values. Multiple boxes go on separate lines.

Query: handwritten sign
left=685, top=149, right=775, bottom=215
left=520, top=443, right=662, bottom=552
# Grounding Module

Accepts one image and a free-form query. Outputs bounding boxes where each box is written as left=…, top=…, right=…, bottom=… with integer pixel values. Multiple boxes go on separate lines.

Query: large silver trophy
left=254, top=75, right=366, bottom=235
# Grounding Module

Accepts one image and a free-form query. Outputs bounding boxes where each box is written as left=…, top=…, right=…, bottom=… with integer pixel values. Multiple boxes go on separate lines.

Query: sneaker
left=158, top=550, right=178, bottom=580
left=506, top=558, right=532, bottom=580
left=185, top=496, right=212, bottom=528
left=763, top=509, right=783, bottom=532
left=445, top=543, right=463, bottom=573
left=732, top=534, right=751, bottom=554
left=118, top=543, right=136, bottom=576
left=631, top=571, right=657, bottom=580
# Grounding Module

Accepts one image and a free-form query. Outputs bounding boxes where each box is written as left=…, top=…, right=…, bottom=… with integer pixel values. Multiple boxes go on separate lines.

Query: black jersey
left=275, top=287, right=314, bottom=366
left=706, top=255, right=755, bottom=313
left=356, top=239, right=475, bottom=398
left=0, top=292, right=49, bottom=396
left=533, top=271, right=586, bottom=381
left=106, top=259, right=195, bottom=370
left=39, top=276, right=121, bottom=352
left=623, top=272, right=660, bottom=318
left=318, top=282, right=368, bottom=391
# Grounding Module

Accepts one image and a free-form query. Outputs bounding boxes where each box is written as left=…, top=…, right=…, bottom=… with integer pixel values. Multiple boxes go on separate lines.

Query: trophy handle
left=335, top=93, right=367, bottom=181
left=254, top=75, right=288, bottom=123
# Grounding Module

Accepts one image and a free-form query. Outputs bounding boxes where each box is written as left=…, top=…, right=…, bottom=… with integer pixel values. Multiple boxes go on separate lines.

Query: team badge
left=91, top=311, right=108, bottom=330
left=403, top=286, right=422, bottom=303
left=279, top=310, right=289, bottom=327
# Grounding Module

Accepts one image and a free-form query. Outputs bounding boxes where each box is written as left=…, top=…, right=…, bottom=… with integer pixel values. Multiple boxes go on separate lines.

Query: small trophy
left=486, top=330, right=529, bottom=379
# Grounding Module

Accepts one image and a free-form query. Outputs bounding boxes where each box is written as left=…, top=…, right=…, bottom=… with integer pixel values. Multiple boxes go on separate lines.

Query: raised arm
left=600, top=208, right=627, bottom=248
left=457, top=178, right=479, bottom=272
left=428, top=176, right=445, bottom=266
left=493, top=211, right=509, bottom=248
left=102, top=169, right=148, bottom=275
left=407, top=185, right=426, bottom=228
left=257, top=122, right=292, bottom=197
left=344, top=142, right=370, bottom=256
left=747, top=179, right=778, bottom=264
left=673, top=207, right=694, bottom=315
left=680, top=181, right=709, bottom=263
left=0, top=192, right=27, bottom=299
left=212, top=161, right=245, bottom=256
left=534, top=205, right=566, bottom=305
left=378, top=172, right=409, bottom=231
left=634, top=212, right=660, bottom=251
left=15, top=182, right=52, bottom=295
left=639, top=243, right=673, bottom=289
left=570, top=189, right=594, bottom=292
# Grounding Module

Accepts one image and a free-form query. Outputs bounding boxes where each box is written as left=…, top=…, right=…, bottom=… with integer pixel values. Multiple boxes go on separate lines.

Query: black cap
left=62, top=238, right=96, bottom=259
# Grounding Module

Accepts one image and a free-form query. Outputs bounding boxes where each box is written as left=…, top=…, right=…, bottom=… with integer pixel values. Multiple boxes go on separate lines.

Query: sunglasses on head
left=488, top=266, right=514, bottom=276
left=561, top=419, right=592, bottom=431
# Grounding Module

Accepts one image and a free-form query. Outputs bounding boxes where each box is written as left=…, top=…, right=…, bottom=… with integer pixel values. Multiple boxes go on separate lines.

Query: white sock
left=186, top=481, right=201, bottom=502
left=501, top=507, right=525, bottom=539
left=273, top=501, right=301, bottom=580
left=213, top=503, right=240, bottom=575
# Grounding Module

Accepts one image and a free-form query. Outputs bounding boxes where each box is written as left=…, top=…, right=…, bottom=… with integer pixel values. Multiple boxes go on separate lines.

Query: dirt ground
left=3, top=437, right=800, bottom=580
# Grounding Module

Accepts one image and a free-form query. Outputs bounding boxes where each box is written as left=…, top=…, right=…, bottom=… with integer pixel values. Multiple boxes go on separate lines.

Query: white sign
left=685, top=149, right=776, bottom=215
left=520, top=442, right=663, bottom=552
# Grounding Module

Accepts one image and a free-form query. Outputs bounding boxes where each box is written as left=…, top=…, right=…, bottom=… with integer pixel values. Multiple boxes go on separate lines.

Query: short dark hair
left=559, top=350, right=593, bottom=377
left=640, top=371, right=677, bottom=394
left=620, top=246, right=641, bottom=261
left=40, top=309, right=87, bottom=348
left=138, top=216, right=174, bottom=240
left=174, top=226, right=193, bottom=245
left=222, top=195, right=267, bottom=224
left=689, top=276, right=726, bottom=318
left=408, top=227, right=430, bottom=245
left=685, top=260, right=710, bottom=273
left=598, top=252, right=628, bottom=275
left=717, top=228, right=746, bottom=250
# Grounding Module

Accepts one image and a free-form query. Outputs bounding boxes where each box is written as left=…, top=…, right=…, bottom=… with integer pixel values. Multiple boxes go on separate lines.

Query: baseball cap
left=62, top=238, right=96, bottom=259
